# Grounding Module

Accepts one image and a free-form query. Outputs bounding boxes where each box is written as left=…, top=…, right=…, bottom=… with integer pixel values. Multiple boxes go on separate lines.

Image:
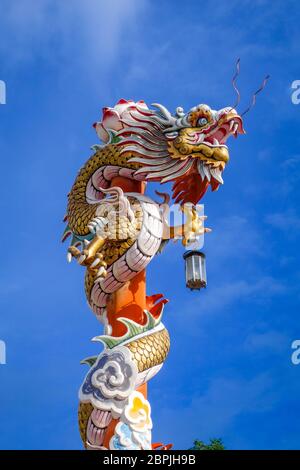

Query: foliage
left=190, top=438, right=225, bottom=450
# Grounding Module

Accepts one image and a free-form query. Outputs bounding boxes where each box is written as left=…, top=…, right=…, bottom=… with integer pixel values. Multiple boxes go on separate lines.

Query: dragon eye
left=197, top=117, right=208, bottom=126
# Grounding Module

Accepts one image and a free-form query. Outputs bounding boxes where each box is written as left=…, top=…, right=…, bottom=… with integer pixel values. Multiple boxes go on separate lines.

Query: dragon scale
left=64, top=99, right=244, bottom=450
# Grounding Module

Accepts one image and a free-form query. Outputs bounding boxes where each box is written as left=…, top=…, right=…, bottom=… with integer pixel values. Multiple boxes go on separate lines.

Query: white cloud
left=155, top=373, right=276, bottom=449
left=169, top=275, right=286, bottom=341
left=244, top=330, right=288, bottom=353
left=265, top=210, right=300, bottom=233
left=207, top=214, right=265, bottom=264
left=0, top=0, right=146, bottom=68
left=193, top=276, right=285, bottom=317
left=257, top=148, right=273, bottom=161
left=281, top=155, right=300, bottom=170
left=277, top=155, right=300, bottom=197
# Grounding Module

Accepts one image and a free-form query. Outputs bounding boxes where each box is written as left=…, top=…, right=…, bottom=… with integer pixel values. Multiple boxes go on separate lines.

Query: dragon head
left=94, top=99, right=245, bottom=205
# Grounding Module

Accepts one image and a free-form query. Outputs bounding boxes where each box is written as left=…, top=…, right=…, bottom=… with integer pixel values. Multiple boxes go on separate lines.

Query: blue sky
left=0, top=0, right=300, bottom=450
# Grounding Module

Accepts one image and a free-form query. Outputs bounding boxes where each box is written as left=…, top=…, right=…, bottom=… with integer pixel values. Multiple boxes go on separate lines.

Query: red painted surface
left=102, top=176, right=148, bottom=449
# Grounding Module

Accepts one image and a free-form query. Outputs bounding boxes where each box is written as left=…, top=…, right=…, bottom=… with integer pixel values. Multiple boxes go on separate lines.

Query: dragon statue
left=63, top=97, right=245, bottom=450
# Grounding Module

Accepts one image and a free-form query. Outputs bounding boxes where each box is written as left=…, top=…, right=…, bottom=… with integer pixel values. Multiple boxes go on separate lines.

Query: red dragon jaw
left=167, top=110, right=245, bottom=205
left=94, top=101, right=245, bottom=206
left=172, top=167, right=210, bottom=206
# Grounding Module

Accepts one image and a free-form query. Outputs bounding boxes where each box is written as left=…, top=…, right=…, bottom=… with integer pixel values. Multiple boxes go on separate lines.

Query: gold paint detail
left=127, top=327, right=170, bottom=373
left=84, top=199, right=143, bottom=300
left=78, top=327, right=170, bottom=446
left=78, top=402, right=93, bottom=448
left=67, top=144, right=140, bottom=236
left=163, top=205, right=211, bottom=246
left=188, top=108, right=213, bottom=127
left=167, top=128, right=229, bottom=164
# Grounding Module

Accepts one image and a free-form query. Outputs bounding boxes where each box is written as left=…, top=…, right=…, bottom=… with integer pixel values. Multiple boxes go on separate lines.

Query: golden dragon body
left=63, top=99, right=244, bottom=450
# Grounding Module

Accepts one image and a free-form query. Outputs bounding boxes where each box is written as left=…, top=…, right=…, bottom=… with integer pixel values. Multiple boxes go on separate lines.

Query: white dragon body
left=63, top=98, right=244, bottom=450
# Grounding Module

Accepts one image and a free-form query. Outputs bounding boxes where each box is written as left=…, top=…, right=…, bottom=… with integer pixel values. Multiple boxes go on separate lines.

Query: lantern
left=183, top=250, right=207, bottom=290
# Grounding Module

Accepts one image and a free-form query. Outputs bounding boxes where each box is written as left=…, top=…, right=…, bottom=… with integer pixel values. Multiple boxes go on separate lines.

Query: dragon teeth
left=213, top=138, right=219, bottom=146
left=198, top=160, right=205, bottom=181
left=210, top=167, right=224, bottom=184
left=233, top=123, right=239, bottom=134
left=90, top=258, right=101, bottom=268
left=229, top=120, right=235, bottom=131
left=198, top=161, right=213, bottom=182
left=197, top=161, right=206, bottom=181
left=198, top=133, right=205, bottom=143
left=78, top=254, right=86, bottom=264
left=203, top=164, right=211, bottom=181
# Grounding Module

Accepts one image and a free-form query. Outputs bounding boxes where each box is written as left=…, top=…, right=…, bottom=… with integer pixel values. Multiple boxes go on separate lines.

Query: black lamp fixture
left=183, top=250, right=207, bottom=290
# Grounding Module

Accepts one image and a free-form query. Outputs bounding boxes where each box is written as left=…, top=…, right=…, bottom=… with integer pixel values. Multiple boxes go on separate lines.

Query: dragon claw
left=90, top=253, right=106, bottom=268
left=90, top=258, right=101, bottom=268
left=68, top=245, right=81, bottom=259
left=181, top=206, right=211, bottom=246
left=95, top=266, right=107, bottom=279
left=67, top=235, right=107, bottom=275
left=78, top=254, right=86, bottom=265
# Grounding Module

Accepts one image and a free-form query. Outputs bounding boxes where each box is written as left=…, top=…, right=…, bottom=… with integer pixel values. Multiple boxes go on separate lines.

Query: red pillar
left=102, top=177, right=148, bottom=448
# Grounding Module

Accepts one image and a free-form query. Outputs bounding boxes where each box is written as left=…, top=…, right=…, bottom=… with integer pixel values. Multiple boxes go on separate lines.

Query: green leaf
left=189, top=438, right=226, bottom=451
left=80, top=356, right=98, bottom=367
